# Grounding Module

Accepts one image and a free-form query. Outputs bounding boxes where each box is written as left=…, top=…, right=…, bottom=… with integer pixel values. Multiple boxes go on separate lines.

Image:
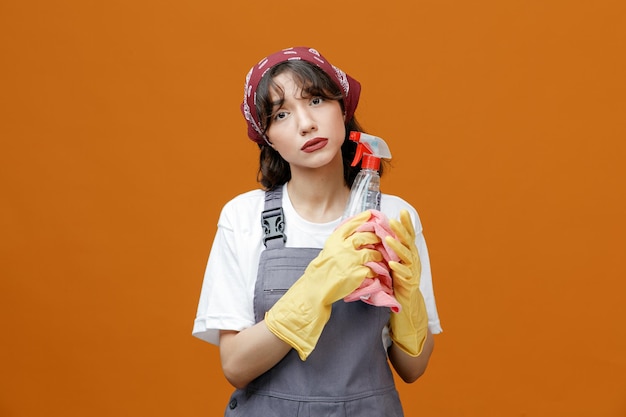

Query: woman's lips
left=301, top=137, right=328, bottom=153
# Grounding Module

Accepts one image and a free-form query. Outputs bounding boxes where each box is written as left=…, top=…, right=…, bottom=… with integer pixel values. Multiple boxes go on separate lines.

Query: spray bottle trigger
left=351, top=142, right=375, bottom=166
left=351, top=143, right=363, bottom=166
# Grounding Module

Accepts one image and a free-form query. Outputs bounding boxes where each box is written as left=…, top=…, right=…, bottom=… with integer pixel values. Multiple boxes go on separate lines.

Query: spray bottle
left=342, top=131, right=392, bottom=219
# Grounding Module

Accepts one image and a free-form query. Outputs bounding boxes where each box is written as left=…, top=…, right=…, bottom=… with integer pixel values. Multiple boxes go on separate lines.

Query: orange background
left=1, top=0, right=625, bottom=416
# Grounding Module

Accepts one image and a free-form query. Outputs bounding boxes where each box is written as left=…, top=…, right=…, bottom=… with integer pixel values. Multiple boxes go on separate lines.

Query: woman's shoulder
left=218, top=189, right=267, bottom=226
left=380, top=193, right=417, bottom=213
left=380, top=193, right=424, bottom=231
left=223, top=188, right=266, bottom=207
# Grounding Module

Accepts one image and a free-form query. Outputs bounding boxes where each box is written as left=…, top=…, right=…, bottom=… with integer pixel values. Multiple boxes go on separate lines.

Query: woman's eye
left=273, top=111, right=287, bottom=121
left=311, top=97, right=324, bottom=105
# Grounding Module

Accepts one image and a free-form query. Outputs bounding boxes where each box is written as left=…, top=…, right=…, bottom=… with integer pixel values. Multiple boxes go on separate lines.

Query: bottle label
left=366, top=190, right=381, bottom=211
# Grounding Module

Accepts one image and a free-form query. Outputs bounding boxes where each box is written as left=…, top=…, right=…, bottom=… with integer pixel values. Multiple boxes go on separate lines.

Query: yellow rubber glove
left=265, top=210, right=383, bottom=361
left=385, top=210, right=429, bottom=357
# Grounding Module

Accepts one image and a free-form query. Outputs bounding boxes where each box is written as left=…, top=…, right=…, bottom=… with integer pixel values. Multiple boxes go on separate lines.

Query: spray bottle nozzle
left=349, top=131, right=392, bottom=168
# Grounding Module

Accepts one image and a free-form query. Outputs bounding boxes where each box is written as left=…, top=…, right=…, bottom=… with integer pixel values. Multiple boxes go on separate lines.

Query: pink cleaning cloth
left=342, top=210, right=402, bottom=313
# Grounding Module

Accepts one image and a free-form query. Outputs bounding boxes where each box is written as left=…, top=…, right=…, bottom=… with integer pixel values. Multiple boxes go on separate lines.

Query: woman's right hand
left=265, top=210, right=382, bottom=360
left=308, top=210, right=384, bottom=303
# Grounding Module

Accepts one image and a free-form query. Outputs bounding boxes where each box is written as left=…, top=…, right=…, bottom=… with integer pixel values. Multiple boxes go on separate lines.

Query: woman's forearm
left=388, top=328, right=434, bottom=383
left=219, top=322, right=292, bottom=389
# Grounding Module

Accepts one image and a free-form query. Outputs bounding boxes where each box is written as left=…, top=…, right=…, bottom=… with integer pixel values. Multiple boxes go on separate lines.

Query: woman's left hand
left=385, top=210, right=429, bottom=357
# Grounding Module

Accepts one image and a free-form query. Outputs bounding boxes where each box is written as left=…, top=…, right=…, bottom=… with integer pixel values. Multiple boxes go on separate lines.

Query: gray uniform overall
left=224, top=188, right=404, bottom=417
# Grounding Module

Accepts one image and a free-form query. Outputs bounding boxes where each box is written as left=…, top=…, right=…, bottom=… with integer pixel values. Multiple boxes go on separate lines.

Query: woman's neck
left=286, top=169, right=350, bottom=223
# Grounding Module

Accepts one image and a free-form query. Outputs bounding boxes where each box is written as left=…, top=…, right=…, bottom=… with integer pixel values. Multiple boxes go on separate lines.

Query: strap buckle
left=261, top=207, right=286, bottom=247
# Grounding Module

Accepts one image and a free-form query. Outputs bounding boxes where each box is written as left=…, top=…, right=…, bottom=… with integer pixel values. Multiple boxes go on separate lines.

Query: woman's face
left=266, top=72, right=345, bottom=173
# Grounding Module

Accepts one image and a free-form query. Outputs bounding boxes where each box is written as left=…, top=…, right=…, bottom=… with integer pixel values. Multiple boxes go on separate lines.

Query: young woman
left=193, top=46, right=442, bottom=416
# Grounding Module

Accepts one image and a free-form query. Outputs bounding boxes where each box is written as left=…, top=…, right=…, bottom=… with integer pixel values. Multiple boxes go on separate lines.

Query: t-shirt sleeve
left=192, top=204, right=257, bottom=345
left=413, top=221, right=443, bottom=334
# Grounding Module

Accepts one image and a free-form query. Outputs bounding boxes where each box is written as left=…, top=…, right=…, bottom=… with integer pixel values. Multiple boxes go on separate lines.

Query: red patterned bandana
left=241, top=46, right=361, bottom=144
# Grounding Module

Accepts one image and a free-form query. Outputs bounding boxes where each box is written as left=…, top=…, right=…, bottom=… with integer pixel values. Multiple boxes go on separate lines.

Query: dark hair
left=254, top=60, right=385, bottom=190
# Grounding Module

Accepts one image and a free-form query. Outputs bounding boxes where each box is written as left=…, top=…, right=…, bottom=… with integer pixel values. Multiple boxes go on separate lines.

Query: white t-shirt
left=192, top=184, right=442, bottom=345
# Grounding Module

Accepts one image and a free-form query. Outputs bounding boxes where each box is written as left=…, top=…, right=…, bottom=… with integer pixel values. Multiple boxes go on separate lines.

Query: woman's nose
left=298, top=109, right=317, bottom=135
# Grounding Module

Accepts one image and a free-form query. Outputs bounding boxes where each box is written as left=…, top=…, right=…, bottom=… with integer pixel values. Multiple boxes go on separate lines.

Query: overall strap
left=262, top=187, right=286, bottom=249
